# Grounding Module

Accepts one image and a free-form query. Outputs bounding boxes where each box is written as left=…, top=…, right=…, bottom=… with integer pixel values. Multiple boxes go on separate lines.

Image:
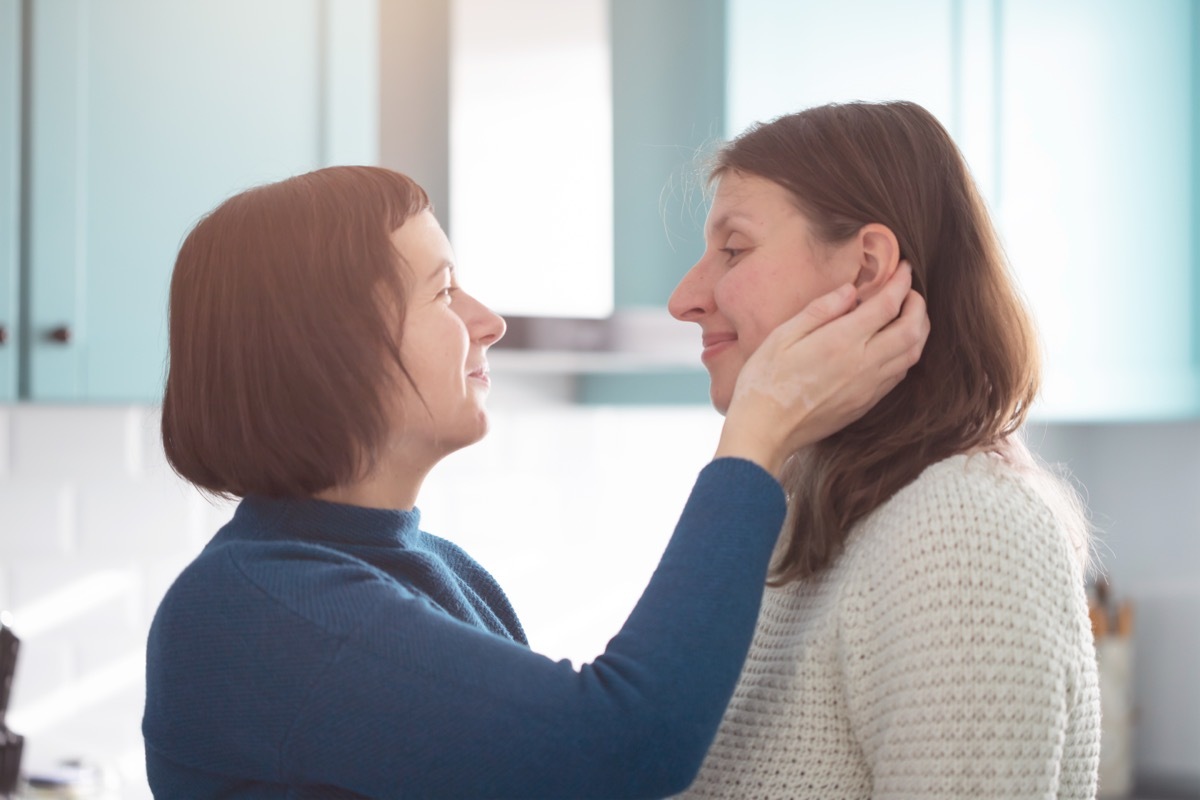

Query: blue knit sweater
left=143, top=458, right=785, bottom=799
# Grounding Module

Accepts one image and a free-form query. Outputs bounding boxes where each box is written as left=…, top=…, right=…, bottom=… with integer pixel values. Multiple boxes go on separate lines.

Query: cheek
left=406, top=314, right=468, bottom=365
left=714, top=271, right=804, bottom=356
left=397, top=341, right=446, bottom=398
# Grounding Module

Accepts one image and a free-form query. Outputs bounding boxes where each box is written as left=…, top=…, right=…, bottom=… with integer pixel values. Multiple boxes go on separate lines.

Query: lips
left=700, top=332, right=737, bottom=363
left=467, top=363, right=490, bottom=386
left=702, top=332, right=737, bottom=348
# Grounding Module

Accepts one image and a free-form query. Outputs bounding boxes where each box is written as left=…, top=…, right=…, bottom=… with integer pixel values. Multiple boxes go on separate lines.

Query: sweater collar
left=229, top=494, right=424, bottom=549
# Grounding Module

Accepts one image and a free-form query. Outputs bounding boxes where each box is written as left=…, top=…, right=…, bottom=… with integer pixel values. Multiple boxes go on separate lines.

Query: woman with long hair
left=670, top=101, right=1100, bottom=799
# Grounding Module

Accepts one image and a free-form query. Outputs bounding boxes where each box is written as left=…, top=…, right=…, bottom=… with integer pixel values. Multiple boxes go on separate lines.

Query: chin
left=706, top=367, right=735, bottom=415
left=464, top=410, right=492, bottom=446
left=435, top=416, right=491, bottom=459
left=710, top=389, right=731, bottom=416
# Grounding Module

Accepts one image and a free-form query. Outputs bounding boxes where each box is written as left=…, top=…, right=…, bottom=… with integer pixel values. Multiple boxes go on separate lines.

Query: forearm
left=288, top=458, right=786, bottom=798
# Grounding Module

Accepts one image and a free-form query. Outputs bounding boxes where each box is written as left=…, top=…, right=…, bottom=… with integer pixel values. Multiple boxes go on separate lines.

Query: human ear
left=853, top=223, right=901, bottom=300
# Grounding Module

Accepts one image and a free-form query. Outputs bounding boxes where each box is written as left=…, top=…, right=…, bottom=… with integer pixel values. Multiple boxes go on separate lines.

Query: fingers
left=815, top=262, right=912, bottom=345
left=755, top=262, right=917, bottom=356
left=858, top=261, right=912, bottom=327
left=900, top=290, right=931, bottom=359
left=870, top=289, right=929, bottom=371
left=768, top=282, right=858, bottom=343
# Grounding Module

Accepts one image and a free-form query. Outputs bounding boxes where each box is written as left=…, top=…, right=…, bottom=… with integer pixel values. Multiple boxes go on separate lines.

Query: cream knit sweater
left=681, top=453, right=1101, bottom=799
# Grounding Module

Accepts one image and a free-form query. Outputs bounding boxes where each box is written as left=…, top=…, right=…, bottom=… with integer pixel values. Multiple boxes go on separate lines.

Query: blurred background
left=0, top=0, right=1197, bottom=797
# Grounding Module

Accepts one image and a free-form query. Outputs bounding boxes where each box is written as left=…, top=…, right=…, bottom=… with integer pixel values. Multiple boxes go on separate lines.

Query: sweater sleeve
left=148, top=458, right=785, bottom=799
left=837, top=459, right=1095, bottom=800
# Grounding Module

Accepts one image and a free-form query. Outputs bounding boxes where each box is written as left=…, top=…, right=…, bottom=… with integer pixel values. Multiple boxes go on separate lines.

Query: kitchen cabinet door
left=588, top=0, right=961, bottom=405
left=25, top=0, right=377, bottom=402
left=726, top=0, right=958, bottom=141
left=0, top=0, right=19, bottom=401
left=997, top=0, right=1199, bottom=420
left=727, top=0, right=1199, bottom=421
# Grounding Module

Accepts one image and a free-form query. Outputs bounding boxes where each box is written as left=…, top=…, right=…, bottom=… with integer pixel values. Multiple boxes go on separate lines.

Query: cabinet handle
left=45, top=325, right=71, bottom=344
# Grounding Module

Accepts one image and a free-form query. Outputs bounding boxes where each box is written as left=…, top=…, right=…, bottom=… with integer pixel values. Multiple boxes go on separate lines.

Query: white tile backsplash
left=1, top=404, right=1197, bottom=797
left=0, top=406, right=11, bottom=479
left=7, top=561, right=144, bottom=654
left=76, top=479, right=202, bottom=557
left=5, top=637, right=73, bottom=724
left=9, top=407, right=139, bottom=481
left=0, top=482, right=74, bottom=557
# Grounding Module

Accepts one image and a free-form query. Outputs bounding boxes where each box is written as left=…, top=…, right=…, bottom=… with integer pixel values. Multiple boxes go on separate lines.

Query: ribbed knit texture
left=679, top=453, right=1101, bottom=799
left=143, top=458, right=786, bottom=799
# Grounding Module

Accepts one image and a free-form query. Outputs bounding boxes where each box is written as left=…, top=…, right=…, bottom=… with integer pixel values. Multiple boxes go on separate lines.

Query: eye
left=437, top=286, right=457, bottom=302
left=720, top=247, right=745, bottom=261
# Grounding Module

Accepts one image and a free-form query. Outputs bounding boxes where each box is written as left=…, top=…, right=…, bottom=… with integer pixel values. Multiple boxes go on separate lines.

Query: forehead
left=706, top=172, right=801, bottom=234
left=389, top=210, right=454, bottom=271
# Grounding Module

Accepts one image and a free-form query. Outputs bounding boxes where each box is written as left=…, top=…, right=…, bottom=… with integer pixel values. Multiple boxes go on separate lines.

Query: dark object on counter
left=0, top=621, right=16, bottom=719
left=0, top=730, right=21, bottom=797
left=0, top=617, right=23, bottom=796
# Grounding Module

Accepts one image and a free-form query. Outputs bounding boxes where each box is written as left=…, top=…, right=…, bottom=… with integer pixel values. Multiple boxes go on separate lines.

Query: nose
left=668, top=257, right=714, bottom=322
left=464, top=293, right=506, bottom=347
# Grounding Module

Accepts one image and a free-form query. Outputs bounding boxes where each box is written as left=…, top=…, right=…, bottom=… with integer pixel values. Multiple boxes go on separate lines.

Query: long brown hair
left=162, top=166, right=429, bottom=498
left=716, top=102, right=1044, bottom=584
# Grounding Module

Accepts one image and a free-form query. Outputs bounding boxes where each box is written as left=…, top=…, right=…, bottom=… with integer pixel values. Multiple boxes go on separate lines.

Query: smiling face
left=668, top=171, right=860, bottom=413
left=387, top=210, right=506, bottom=459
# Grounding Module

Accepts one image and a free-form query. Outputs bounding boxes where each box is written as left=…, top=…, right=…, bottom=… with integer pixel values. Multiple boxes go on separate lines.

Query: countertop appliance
left=0, top=614, right=22, bottom=797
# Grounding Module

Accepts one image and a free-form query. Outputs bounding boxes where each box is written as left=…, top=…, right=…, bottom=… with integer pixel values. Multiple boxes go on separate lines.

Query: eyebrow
left=427, top=260, right=455, bottom=281
left=705, top=212, right=754, bottom=239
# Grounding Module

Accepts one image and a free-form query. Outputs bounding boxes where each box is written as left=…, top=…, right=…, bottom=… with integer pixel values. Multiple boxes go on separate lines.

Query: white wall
left=0, top=403, right=1197, bottom=796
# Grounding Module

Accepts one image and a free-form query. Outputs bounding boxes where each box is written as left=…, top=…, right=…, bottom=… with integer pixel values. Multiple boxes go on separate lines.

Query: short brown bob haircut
left=162, top=166, right=430, bottom=498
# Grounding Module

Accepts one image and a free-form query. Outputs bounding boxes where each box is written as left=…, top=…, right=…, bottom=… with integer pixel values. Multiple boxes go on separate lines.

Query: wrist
left=714, top=426, right=785, bottom=478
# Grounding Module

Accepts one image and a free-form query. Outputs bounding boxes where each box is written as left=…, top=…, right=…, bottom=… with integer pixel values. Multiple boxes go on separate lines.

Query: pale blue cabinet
left=996, top=0, right=1198, bottom=419
left=12, top=0, right=377, bottom=402
left=0, top=0, right=19, bottom=400
left=576, top=0, right=725, bottom=404
left=726, top=0, right=959, bottom=142
left=725, top=0, right=1200, bottom=421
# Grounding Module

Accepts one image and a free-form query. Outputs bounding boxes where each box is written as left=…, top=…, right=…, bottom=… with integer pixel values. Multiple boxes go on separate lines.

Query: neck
left=314, top=456, right=433, bottom=512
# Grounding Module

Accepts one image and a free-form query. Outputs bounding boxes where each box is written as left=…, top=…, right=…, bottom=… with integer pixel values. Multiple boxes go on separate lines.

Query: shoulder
left=840, top=453, right=1088, bottom=633
left=854, top=452, right=1074, bottom=564
left=415, top=524, right=505, bottom=596
left=421, top=531, right=477, bottom=571
left=835, top=452, right=1093, bottom=659
left=884, top=451, right=1049, bottom=519
left=422, top=534, right=498, bottom=592
left=159, top=537, right=434, bottom=640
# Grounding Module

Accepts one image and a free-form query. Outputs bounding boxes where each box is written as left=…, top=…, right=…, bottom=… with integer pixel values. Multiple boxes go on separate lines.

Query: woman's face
left=668, top=171, right=859, bottom=414
left=387, top=210, right=506, bottom=458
